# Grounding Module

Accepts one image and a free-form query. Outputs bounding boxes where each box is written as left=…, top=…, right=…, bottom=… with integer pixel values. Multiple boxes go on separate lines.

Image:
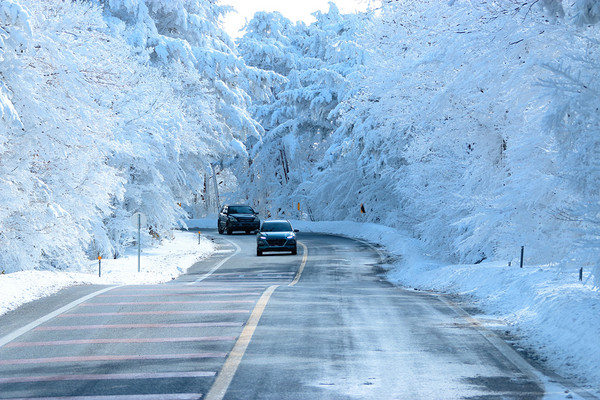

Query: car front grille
left=266, top=239, right=286, bottom=246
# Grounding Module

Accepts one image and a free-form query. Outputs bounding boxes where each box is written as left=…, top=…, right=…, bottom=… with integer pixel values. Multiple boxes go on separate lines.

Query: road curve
left=217, top=233, right=546, bottom=400
left=0, top=230, right=581, bottom=399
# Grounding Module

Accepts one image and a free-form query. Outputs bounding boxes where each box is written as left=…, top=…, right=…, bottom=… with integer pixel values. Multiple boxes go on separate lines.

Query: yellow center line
left=289, top=241, right=308, bottom=287
left=205, top=241, right=308, bottom=400
left=204, top=285, right=278, bottom=400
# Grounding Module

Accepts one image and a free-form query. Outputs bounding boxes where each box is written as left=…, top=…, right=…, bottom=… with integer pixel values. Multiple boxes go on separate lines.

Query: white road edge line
left=0, top=286, right=120, bottom=348
left=356, top=237, right=588, bottom=398
left=355, top=238, right=385, bottom=263
left=191, top=237, right=241, bottom=284
left=347, top=236, right=597, bottom=399
left=437, top=296, right=597, bottom=400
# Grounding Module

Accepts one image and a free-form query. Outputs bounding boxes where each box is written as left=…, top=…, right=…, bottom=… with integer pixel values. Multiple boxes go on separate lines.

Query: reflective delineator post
left=98, top=255, right=102, bottom=278
left=520, top=246, right=524, bottom=268
left=138, top=213, right=141, bottom=273
left=198, top=231, right=201, bottom=244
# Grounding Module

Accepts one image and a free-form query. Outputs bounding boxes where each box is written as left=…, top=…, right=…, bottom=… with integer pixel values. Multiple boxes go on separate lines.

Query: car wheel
left=257, top=249, right=262, bottom=256
left=217, top=223, right=223, bottom=234
left=291, top=246, right=297, bottom=255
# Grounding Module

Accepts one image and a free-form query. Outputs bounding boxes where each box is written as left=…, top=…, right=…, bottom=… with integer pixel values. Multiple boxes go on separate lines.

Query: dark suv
left=217, top=204, right=260, bottom=234
left=256, top=220, right=298, bottom=256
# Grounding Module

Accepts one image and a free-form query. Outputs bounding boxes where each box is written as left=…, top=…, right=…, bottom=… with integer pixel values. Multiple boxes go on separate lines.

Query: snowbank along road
left=0, top=231, right=591, bottom=399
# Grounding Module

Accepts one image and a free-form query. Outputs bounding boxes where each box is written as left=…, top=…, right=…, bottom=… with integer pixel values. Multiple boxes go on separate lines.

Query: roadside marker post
left=520, top=246, right=524, bottom=269
left=198, top=231, right=202, bottom=244
left=98, top=255, right=102, bottom=278
left=138, top=214, right=141, bottom=272
left=130, top=212, right=147, bottom=273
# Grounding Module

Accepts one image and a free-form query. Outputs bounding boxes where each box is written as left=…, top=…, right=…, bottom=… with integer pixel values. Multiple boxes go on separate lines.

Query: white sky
left=219, top=0, right=378, bottom=38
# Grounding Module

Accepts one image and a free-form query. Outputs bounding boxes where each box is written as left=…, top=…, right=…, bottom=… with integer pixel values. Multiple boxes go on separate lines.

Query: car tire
left=291, top=246, right=297, bottom=255
left=217, top=223, right=223, bottom=234
left=257, top=249, right=262, bottom=256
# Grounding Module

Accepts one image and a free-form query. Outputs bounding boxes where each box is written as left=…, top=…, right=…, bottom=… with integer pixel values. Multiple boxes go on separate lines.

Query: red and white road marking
left=0, top=371, right=215, bottom=384
left=111, top=286, right=257, bottom=292
left=5, top=336, right=236, bottom=347
left=0, top=352, right=226, bottom=366
left=208, top=272, right=295, bottom=276
left=97, top=292, right=261, bottom=297
left=79, top=300, right=253, bottom=306
left=35, top=322, right=242, bottom=331
left=0, top=236, right=290, bottom=400
left=0, top=395, right=204, bottom=400
left=59, top=310, right=249, bottom=317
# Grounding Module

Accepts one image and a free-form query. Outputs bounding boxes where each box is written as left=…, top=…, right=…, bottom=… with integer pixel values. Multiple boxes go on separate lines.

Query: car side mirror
left=294, top=229, right=299, bottom=233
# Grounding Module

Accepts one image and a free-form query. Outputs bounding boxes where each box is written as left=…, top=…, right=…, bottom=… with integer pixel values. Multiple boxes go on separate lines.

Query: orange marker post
left=98, top=255, right=102, bottom=277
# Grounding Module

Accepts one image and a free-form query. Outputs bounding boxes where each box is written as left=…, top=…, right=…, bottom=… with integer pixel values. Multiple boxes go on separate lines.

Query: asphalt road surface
left=0, top=231, right=590, bottom=399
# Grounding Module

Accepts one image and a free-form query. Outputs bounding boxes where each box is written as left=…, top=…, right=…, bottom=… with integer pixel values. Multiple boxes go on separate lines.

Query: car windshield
left=229, top=206, right=254, bottom=214
left=261, top=222, right=292, bottom=232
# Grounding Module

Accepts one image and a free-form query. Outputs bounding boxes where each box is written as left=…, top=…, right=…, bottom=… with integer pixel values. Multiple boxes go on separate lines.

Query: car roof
left=262, top=219, right=290, bottom=223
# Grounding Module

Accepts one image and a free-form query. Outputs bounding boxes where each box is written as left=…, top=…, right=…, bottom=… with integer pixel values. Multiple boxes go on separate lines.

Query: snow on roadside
left=291, top=220, right=600, bottom=394
left=0, top=230, right=215, bottom=317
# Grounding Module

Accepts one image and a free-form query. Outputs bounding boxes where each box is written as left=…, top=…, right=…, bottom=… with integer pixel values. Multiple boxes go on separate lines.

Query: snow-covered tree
left=238, top=0, right=600, bottom=286
left=312, top=0, right=571, bottom=263
left=0, top=0, right=265, bottom=272
left=536, top=17, right=600, bottom=285
left=238, top=3, right=369, bottom=218
left=1, top=1, right=125, bottom=271
left=0, top=0, right=29, bottom=129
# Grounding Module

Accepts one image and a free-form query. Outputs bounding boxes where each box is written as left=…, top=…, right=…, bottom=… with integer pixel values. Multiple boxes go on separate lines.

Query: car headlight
left=259, top=235, right=267, bottom=240
left=287, top=235, right=295, bottom=239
